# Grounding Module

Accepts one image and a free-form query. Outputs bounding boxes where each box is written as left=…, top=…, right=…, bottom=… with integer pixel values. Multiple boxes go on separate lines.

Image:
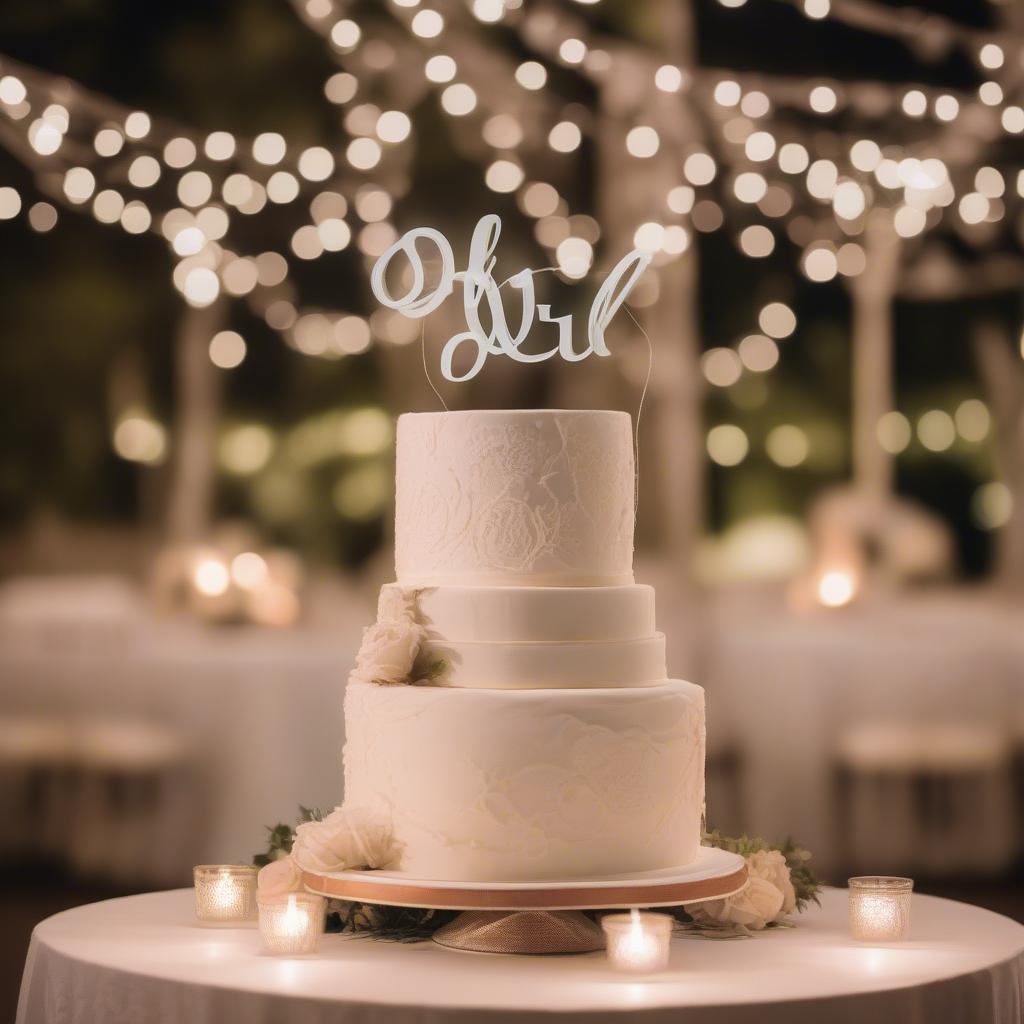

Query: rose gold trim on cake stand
left=302, top=849, right=747, bottom=954
left=302, top=865, right=748, bottom=910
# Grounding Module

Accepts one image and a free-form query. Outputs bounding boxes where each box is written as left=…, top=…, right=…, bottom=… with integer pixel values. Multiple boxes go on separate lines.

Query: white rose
left=686, top=875, right=784, bottom=931
left=349, top=619, right=425, bottom=686
left=291, top=806, right=400, bottom=873
left=377, top=585, right=419, bottom=624
left=746, top=849, right=796, bottom=915
left=257, top=856, right=305, bottom=898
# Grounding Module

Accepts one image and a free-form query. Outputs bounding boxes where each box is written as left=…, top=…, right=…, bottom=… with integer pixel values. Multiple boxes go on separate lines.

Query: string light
left=93, top=190, right=125, bottom=224
left=0, top=0, right=1020, bottom=392
left=128, top=155, right=161, bottom=188
left=877, top=411, right=911, bottom=454
left=330, top=18, right=361, bottom=49
left=410, top=10, right=443, bottom=38
left=267, top=171, right=300, bottom=203
left=120, top=200, right=151, bottom=234
left=209, top=330, right=247, bottom=369
left=683, top=152, right=716, bottom=186
left=702, top=348, right=742, bottom=387
left=318, top=217, right=351, bottom=250
left=204, top=131, right=236, bottom=160
left=738, top=334, right=778, bottom=371
left=425, top=56, right=457, bottom=83
left=346, top=137, right=382, bottom=168
left=164, top=137, right=197, bottom=167
left=324, top=72, right=358, bottom=103
left=27, top=201, right=57, bottom=232
left=655, top=65, right=684, bottom=93
left=123, top=111, right=151, bottom=139
left=778, top=143, right=809, bottom=174
left=485, top=159, right=524, bottom=192
left=515, top=61, right=547, bottom=90
left=713, top=80, right=741, bottom=107
left=63, top=167, right=96, bottom=204
left=0, top=186, right=21, bottom=219
left=625, top=126, right=659, bottom=158
left=94, top=128, right=124, bottom=157
left=766, top=425, right=808, bottom=466
left=759, top=302, right=797, bottom=338
left=549, top=121, right=581, bottom=153
left=0, top=75, right=27, bottom=105
left=917, top=410, right=955, bottom=451
left=253, top=132, right=287, bottom=165
left=483, top=114, right=522, bottom=149
left=739, top=225, right=774, bottom=257
left=707, top=424, right=749, bottom=466
left=440, top=83, right=476, bottom=116
left=809, top=85, right=837, bottom=113
left=375, top=111, right=411, bottom=144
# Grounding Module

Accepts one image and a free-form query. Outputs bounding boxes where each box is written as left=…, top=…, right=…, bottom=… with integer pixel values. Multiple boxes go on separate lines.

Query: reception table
left=17, top=888, right=1024, bottom=1023
left=699, top=587, right=1024, bottom=874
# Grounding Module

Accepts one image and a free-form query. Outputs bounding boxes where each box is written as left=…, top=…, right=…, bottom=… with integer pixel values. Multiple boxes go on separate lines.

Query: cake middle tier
left=343, top=679, right=706, bottom=882
left=420, top=635, right=666, bottom=689
left=394, top=583, right=656, bottom=642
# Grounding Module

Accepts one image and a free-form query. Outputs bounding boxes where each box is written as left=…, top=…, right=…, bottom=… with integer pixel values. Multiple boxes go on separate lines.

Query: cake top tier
left=395, top=410, right=635, bottom=586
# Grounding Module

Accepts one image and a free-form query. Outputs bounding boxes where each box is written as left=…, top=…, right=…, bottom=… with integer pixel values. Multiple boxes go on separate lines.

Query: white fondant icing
left=383, top=583, right=656, bottom=643
left=395, top=410, right=635, bottom=587
left=419, top=634, right=666, bottom=690
left=342, top=680, right=705, bottom=882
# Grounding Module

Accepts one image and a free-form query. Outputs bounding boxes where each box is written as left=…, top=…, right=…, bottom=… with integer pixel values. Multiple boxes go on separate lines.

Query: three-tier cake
left=342, top=409, right=705, bottom=883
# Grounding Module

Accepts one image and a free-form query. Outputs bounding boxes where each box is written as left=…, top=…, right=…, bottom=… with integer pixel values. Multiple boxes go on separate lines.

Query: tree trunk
left=849, top=213, right=901, bottom=506
left=166, top=299, right=227, bottom=544
left=973, top=319, right=1024, bottom=593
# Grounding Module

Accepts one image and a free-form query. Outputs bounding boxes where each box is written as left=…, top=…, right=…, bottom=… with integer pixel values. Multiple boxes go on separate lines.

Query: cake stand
left=302, top=846, right=747, bottom=954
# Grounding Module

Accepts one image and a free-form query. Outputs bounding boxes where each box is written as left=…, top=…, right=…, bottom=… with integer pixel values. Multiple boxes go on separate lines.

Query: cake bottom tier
left=342, top=679, right=705, bottom=882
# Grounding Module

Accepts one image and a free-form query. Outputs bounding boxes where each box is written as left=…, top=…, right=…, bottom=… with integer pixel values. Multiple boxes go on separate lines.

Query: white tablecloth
left=17, top=888, right=1024, bottom=1023
left=700, top=589, right=1024, bottom=874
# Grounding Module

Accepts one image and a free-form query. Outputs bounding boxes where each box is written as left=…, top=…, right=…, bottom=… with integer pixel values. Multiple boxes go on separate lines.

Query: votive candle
left=259, top=892, right=326, bottom=955
left=193, top=865, right=259, bottom=923
left=848, top=876, right=913, bottom=941
left=601, top=910, right=673, bottom=973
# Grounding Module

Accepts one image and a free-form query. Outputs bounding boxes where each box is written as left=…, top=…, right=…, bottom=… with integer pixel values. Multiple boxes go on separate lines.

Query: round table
left=17, top=888, right=1024, bottom=1024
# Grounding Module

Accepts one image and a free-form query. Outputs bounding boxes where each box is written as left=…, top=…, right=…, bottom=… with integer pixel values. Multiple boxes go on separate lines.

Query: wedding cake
left=342, top=408, right=705, bottom=883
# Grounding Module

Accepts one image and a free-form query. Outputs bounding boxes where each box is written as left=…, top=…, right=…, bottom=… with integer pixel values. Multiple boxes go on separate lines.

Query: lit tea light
left=817, top=569, right=856, bottom=608
left=848, top=876, right=913, bottom=941
left=259, top=892, right=326, bottom=955
left=193, top=865, right=258, bottom=923
left=601, top=909, right=673, bottom=974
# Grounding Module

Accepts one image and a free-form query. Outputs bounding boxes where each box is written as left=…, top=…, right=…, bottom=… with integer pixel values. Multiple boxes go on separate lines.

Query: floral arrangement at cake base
left=670, top=832, right=821, bottom=938
left=253, top=809, right=821, bottom=942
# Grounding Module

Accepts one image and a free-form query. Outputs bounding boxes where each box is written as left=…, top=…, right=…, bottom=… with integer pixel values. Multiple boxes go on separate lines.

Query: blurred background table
left=701, top=587, right=1024, bottom=875
left=0, top=575, right=367, bottom=882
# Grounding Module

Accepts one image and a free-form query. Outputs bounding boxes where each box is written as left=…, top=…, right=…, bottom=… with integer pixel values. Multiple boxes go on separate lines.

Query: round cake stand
left=302, top=846, right=747, bottom=955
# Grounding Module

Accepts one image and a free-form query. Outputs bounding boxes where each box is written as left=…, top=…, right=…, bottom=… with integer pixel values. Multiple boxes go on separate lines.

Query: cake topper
left=371, top=215, right=653, bottom=383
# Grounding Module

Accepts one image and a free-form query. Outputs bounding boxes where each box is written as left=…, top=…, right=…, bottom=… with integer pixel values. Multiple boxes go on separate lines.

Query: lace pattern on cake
left=396, top=412, right=635, bottom=584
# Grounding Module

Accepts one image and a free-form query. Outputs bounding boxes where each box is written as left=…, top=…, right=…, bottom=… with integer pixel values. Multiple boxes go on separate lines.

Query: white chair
left=835, top=721, right=1016, bottom=875
left=67, top=718, right=196, bottom=886
left=0, top=715, right=75, bottom=861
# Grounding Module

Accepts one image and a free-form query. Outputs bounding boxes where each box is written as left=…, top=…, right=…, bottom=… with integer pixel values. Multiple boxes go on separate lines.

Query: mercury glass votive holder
left=601, top=910, right=674, bottom=974
left=848, top=876, right=913, bottom=942
left=193, top=865, right=259, bottom=923
left=259, top=892, right=326, bottom=955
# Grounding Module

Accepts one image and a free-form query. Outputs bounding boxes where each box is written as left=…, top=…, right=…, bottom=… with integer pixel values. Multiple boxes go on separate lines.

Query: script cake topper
left=371, top=214, right=653, bottom=383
